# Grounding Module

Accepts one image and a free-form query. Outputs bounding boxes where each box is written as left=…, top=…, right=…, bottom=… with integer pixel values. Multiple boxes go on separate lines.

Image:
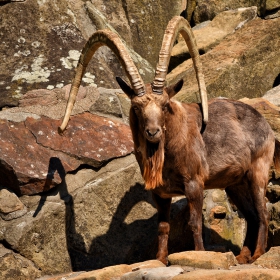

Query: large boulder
left=167, top=17, right=280, bottom=103
left=192, top=0, right=266, bottom=24
left=87, top=0, right=185, bottom=67
left=0, top=155, right=157, bottom=274
left=171, top=7, right=258, bottom=65
left=0, top=0, right=154, bottom=108
left=0, top=244, right=41, bottom=280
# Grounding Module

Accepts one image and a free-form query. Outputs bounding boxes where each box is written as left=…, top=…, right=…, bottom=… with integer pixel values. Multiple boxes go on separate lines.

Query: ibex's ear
left=165, top=79, right=184, bottom=98
left=116, top=77, right=135, bottom=99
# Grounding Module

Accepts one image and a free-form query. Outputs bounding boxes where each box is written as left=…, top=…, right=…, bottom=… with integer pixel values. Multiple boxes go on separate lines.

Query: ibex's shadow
left=34, top=157, right=241, bottom=271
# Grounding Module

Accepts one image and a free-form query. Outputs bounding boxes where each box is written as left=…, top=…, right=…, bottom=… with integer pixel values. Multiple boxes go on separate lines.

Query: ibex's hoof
left=157, top=257, right=168, bottom=266
left=236, top=254, right=251, bottom=264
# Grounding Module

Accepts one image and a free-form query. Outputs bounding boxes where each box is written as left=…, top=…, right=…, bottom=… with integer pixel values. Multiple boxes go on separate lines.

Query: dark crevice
left=0, top=1, right=25, bottom=7
left=121, top=0, right=130, bottom=25
left=214, top=212, right=227, bottom=219
left=273, top=73, right=280, bottom=87
left=1, top=239, right=20, bottom=254
left=265, top=7, right=280, bottom=18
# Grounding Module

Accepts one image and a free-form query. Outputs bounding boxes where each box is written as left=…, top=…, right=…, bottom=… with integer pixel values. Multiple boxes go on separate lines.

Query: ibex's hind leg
left=246, top=159, right=270, bottom=263
left=226, top=183, right=258, bottom=264
left=152, top=193, right=171, bottom=265
left=185, top=179, right=205, bottom=251
left=226, top=160, right=269, bottom=264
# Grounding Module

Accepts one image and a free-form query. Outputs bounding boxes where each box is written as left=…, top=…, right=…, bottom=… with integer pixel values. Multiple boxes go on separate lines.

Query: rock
left=202, top=190, right=246, bottom=254
left=263, top=85, right=280, bottom=107
left=2, top=85, right=100, bottom=121
left=0, top=244, right=41, bottom=280
left=0, top=188, right=25, bottom=214
left=167, top=17, right=280, bottom=103
left=40, top=260, right=165, bottom=280
left=0, top=188, right=27, bottom=220
left=0, top=118, right=82, bottom=195
left=63, top=84, right=87, bottom=101
left=266, top=0, right=280, bottom=11
left=90, top=87, right=131, bottom=123
left=0, top=155, right=158, bottom=274
left=171, top=7, right=257, bottom=66
left=90, top=89, right=123, bottom=119
left=67, top=264, right=132, bottom=280
left=86, top=0, right=184, bottom=67
left=0, top=107, right=133, bottom=195
left=25, top=113, right=134, bottom=167
left=173, top=268, right=280, bottom=280
left=168, top=251, right=237, bottom=269
left=117, top=92, right=132, bottom=123
left=129, top=260, right=166, bottom=271
left=266, top=183, right=280, bottom=203
left=254, top=246, right=280, bottom=269
left=0, top=0, right=154, bottom=108
left=193, top=0, right=266, bottom=24
left=121, top=266, right=184, bottom=280
left=19, top=89, right=58, bottom=107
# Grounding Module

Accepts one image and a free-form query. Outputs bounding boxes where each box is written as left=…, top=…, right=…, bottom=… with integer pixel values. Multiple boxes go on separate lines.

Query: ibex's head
left=116, top=77, right=183, bottom=143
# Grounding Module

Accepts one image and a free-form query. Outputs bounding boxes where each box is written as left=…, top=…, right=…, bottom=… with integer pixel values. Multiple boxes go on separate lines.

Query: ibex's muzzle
left=145, top=127, right=162, bottom=143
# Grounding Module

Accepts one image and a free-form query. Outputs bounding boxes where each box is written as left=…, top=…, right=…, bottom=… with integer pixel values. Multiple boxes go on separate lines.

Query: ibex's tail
left=274, top=139, right=280, bottom=173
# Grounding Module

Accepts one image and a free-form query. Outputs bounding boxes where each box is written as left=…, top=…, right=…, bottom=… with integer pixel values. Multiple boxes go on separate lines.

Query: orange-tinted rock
left=0, top=119, right=81, bottom=195
left=25, top=113, right=134, bottom=167
left=0, top=113, right=133, bottom=195
left=168, top=251, right=237, bottom=269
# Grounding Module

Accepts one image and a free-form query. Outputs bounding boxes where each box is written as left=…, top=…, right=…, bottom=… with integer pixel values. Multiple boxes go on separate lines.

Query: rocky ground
left=0, top=0, right=280, bottom=279
left=37, top=247, right=280, bottom=280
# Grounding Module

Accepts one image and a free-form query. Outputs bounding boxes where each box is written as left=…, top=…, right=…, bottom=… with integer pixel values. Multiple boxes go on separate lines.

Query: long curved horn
left=58, top=29, right=145, bottom=133
left=152, top=16, right=208, bottom=123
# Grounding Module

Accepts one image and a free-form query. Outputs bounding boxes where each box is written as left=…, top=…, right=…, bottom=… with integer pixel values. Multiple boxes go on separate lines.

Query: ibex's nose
left=146, top=128, right=160, bottom=137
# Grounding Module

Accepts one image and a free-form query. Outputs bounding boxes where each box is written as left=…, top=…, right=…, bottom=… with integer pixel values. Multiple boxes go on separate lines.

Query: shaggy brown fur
left=142, top=140, right=165, bottom=190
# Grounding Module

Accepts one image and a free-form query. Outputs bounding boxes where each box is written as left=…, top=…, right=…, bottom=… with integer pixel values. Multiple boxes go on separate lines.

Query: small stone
left=168, top=251, right=237, bottom=269
left=0, top=189, right=24, bottom=214
left=121, top=266, right=184, bottom=280
left=253, top=246, right=280, bottom=269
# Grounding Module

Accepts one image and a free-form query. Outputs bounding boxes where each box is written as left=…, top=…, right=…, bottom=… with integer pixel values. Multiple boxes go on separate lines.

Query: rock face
left=192, top=0, right=267, bottom=23
left=167, top=16, right=280, bottom=103
left=0, top=0, right=280, bottom=279
left=37, top=247, right=280, bottom=280
left=0, top=244, right=41, bottom=280
left=168, top=251, right=237, bottom=269
left=0, top=0, right=187, bottom=108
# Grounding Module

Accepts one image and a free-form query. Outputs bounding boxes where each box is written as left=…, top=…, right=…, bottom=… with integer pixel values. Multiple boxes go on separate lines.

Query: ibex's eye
left=133, top=106, right=139, bottom=111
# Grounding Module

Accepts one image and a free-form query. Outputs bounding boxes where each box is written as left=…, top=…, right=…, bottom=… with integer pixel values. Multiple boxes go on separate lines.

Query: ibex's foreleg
left=185, top=179, right=205, bottom=251
left=152, top=193, right=171, bottom=265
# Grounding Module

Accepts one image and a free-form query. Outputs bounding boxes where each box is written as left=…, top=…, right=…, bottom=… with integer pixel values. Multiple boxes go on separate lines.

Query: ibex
left=59, top=16, right=280, bottom=265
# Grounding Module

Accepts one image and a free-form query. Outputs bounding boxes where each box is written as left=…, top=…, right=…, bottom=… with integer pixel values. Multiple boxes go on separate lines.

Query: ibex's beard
left=143, top=137, right=165, bottom=190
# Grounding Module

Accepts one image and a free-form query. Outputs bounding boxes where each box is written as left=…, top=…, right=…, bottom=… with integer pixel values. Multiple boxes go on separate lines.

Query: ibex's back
left=203, top=98, right=275, bottom=190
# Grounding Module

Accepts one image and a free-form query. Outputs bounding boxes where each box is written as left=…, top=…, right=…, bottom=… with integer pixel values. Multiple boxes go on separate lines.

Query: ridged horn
left=58, top=29, right=145, bottom=133
left=152, top=16, right=208, bottom=123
